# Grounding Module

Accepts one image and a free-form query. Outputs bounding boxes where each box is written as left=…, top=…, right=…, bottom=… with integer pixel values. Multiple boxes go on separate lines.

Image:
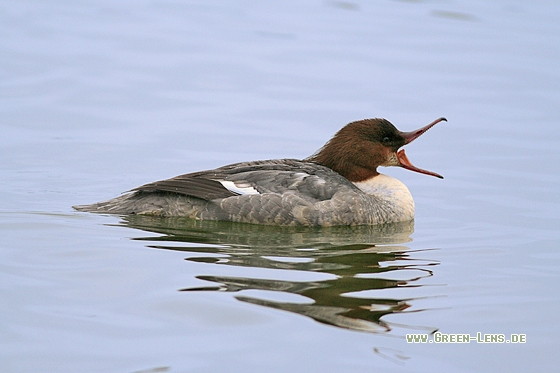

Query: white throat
left=352, top=173, right=415, bottom=221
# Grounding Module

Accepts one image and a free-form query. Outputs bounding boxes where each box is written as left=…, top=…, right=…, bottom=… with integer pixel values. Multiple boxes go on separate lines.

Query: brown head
left=306, top=117, right=447, bottom=182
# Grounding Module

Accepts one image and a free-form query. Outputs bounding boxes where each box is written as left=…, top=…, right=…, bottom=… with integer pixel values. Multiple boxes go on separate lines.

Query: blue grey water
left=1, top=1, right=559, bottom=372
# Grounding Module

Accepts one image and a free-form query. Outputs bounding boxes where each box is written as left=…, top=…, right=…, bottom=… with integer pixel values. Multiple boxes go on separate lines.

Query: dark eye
left=382, top=136, right=391, bottom=144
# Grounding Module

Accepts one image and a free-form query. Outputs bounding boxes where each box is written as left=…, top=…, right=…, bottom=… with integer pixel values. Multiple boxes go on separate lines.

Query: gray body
left=74, top=159, right=411, bottom=226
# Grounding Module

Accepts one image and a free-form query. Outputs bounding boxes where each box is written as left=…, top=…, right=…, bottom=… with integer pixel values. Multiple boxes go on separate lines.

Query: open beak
left=397, top=117, right=446, bottom=179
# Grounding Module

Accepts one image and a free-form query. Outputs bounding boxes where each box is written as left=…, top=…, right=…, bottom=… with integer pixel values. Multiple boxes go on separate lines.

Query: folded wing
left=132, top=159, right=357, bottom=203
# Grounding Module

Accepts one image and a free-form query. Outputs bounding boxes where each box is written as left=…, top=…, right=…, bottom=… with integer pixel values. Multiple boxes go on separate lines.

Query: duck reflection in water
left=119, top=215, right=440, bottom=334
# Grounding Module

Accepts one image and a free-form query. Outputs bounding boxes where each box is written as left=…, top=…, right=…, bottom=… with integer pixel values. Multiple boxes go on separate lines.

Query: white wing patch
left=219, top=180, right=260, bottom=195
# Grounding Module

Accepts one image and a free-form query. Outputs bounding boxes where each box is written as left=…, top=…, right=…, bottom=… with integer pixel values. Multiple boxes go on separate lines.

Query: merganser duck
left=74, top=117, right=446, bottom=226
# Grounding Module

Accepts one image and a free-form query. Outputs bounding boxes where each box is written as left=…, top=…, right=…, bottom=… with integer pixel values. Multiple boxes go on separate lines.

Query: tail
left=73, top=194, right=138, bottom=214
left=73, top=191, right=207, bottom=217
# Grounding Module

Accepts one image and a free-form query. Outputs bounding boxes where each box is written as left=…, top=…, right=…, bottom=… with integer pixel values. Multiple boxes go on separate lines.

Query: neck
left=352, top=173, right=415, bottom=222
left=306, top=142, right=381, bottom=182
